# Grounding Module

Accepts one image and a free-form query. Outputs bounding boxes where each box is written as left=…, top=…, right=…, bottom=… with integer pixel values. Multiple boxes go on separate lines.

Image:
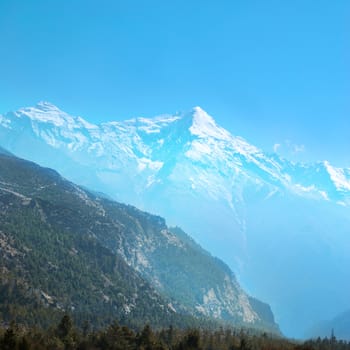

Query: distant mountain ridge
left=308, top=310, right=350, bottom=341
left=0, top=147, right=278, bottom=332
left=1, top=102, right=349, bottom=205
left=1, top=102, right=349, bottom=337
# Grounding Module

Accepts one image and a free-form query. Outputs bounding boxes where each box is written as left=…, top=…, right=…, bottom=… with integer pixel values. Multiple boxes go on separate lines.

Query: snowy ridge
left=324, top=161, right=350, bottom=192
left=0, top=102, right=349, bottom=206
left=16, top=101, right=78, bottom=127
left=190, top=106, right=232, bottom=141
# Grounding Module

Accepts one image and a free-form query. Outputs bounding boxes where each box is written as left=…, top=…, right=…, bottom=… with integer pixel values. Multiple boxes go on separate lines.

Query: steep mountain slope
left=1, top=102, right=349, bottom=336
left=0, top=154, right=183, bottom=329
left=0, top=149, right=278, bottom=332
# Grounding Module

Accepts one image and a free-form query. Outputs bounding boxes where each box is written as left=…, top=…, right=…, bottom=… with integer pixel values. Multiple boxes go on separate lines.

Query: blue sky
left=0, top=0, right=349, bottom=166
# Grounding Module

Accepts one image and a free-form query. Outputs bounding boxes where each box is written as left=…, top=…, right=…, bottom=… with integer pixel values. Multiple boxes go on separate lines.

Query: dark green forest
left=0, top=315, right=348, bottom=350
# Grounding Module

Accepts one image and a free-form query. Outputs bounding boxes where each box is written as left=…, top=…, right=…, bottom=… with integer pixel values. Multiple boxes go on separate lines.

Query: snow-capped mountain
left=1, top=101, right=350, bottom=337
left=1, top=102, right=348, bottom=205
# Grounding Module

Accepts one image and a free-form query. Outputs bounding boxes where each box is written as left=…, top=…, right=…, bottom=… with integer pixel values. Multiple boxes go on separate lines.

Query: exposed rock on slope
left=0, top=148, right=278, bottom=332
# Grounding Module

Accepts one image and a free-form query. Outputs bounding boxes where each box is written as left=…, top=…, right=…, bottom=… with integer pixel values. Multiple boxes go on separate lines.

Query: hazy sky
left=1, top=0, right=349, bottom=165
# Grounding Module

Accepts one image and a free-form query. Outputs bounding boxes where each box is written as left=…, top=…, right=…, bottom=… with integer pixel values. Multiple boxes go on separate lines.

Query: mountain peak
left=33, top=101, right=70, bottom=115
left=192, top=106, right=213, bottom=121
left=16, top=102, right=76, bottom=127
left=36, top=101, right=60, bottom=111
left=192, top=105, right=208, bottom=114
left=189, top=106, right=231, bottom=141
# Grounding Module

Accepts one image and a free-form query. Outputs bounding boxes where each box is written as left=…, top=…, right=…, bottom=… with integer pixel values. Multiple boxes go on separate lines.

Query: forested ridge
left=0, top=148, right=276, bottom=332
left=0, top=315, right=348, bottom=350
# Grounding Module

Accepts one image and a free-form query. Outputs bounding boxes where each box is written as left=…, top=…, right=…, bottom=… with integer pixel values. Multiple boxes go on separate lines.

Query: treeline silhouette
left=1, top=315, right=349, bottom=350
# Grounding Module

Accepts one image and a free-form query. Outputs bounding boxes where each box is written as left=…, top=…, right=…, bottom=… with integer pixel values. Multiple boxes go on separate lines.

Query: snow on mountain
left=1, top=102, right=350, bottom=337
left=324, top=161, right=350, bottom=192
left=2, top=101, right=348, bottom=206
left=17, top=101, right=76, bottom=126
left=1, top=101, right=349, bottom=222
left=190, top=106, right=231, bottom=140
